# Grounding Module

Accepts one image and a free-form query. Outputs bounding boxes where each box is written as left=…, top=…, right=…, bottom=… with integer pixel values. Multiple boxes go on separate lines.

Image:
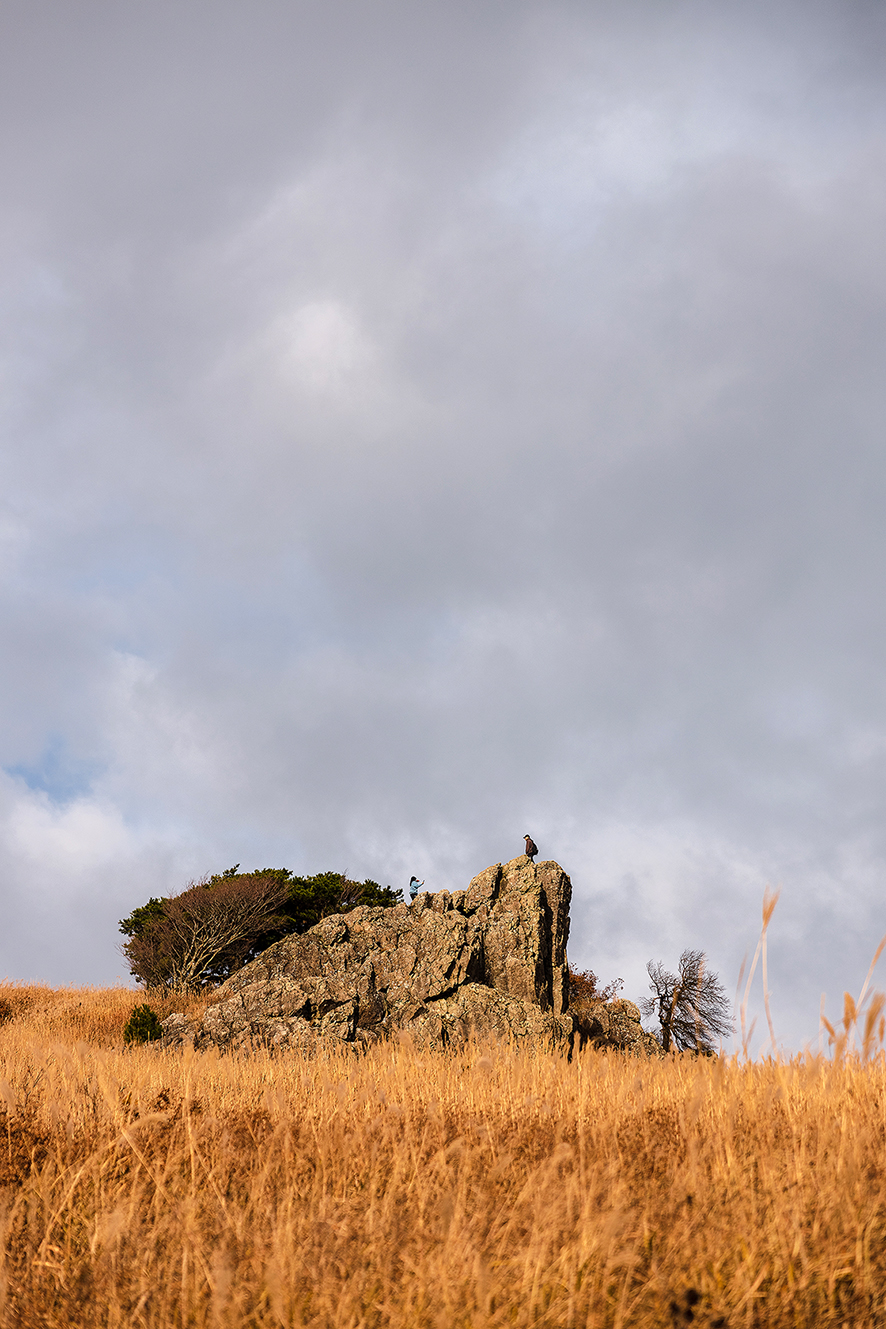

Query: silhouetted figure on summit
left=523, top=835, right=538, bottom=862
left=409, top=876, right=424, bottom=901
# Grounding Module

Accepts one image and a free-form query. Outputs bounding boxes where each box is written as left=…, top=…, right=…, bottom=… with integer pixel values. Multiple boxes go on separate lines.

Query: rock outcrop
left=162, top=856, right=573, bottom=1052
left=574, top=998, right=664, bottom=1057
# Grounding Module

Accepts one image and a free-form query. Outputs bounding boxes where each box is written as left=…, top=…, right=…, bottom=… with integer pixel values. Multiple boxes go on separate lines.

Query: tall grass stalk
left=1, top=984, right=886, bottom=1326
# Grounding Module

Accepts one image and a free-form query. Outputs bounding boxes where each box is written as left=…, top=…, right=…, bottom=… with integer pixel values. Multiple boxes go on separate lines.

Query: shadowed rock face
left=162, top=856, right=573, bottom=1051
left=575, top=999, right=664, bottom=1058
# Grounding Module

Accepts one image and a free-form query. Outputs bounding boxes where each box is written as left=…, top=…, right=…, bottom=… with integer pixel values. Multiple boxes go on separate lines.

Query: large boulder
left=162, top=856, right=573, bottom=1052
left=574, top=998, right=664, bottom=1057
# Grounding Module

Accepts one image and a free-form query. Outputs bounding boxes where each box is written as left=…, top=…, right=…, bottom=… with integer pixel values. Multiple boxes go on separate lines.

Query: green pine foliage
left=122, top=1003, right=164, bottom=1045
left=119, top=868, right=403, bottom=991
left=117, top=896, right=166, bottom=938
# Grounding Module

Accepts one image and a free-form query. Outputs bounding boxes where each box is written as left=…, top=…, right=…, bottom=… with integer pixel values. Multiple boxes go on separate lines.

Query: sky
left=2, top=0, right=886, bottom=1053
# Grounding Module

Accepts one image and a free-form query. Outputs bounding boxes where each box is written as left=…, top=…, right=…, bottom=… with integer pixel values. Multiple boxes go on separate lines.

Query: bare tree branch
left=123, top=873, right=290, bottom=990
left=641, top=950, right=731, bottom=1053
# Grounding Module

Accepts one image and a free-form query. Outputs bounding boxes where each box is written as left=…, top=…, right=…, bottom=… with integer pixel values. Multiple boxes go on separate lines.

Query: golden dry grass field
left=0, top=984, right=885, bottom=1328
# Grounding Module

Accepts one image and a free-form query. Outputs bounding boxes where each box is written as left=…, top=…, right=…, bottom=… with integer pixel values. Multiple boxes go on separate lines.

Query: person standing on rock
left=524, top=835, right=538, bottom=862
left=409, top=876, right=424, bottom=901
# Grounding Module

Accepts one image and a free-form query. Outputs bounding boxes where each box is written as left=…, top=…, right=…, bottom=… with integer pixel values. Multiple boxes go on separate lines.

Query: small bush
left=123, top=1003, right=163, bottom=1046
left=568, top=966, right=623, bottom=1012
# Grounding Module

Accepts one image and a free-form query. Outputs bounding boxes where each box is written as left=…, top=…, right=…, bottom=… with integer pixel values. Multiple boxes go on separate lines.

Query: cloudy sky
left=2, top=0, right=885, bottom=1052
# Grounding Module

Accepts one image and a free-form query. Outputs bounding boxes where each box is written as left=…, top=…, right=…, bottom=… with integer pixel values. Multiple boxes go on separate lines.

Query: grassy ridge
left=0, top=986, right=885, bottom=1327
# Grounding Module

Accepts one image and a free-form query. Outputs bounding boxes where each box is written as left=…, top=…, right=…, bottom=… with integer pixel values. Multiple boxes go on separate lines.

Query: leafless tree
left=641, top=950, right=731, bottom=1053
left=123, top=872, right=291, bottom=990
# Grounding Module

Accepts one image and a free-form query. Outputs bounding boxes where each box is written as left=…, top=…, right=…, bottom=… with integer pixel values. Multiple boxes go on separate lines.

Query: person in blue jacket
left=409, top=875, right=424, bottom=901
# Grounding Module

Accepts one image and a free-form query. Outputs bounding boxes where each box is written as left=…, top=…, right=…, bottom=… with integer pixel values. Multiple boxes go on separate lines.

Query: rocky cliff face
left=162, top=855, right=573, bottom=1052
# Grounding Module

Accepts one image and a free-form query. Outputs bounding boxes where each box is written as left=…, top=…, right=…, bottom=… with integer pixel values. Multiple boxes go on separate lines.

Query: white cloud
left=1, top=1, right=885, bottom=1044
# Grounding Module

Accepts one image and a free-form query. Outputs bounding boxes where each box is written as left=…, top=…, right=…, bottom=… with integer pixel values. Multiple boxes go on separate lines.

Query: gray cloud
left=1, top=1, right=886, bottom=1049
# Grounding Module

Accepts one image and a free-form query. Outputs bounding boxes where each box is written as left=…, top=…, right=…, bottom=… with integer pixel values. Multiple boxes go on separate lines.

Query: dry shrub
left=0, top=994, right=886, bottom=1327
left=568, top=966, right=622, bottom=1013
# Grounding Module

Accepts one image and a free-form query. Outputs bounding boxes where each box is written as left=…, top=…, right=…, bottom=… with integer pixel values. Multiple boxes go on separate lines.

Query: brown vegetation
left=567, top=966, right=623, bottom=1013
left=119, top=870, right=404, bottom=990
left=121, top=871, right=292, bottom=989
left=0, top=983, right=209, bottom=1047
left=1, top=984, right=886, bottom=1327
